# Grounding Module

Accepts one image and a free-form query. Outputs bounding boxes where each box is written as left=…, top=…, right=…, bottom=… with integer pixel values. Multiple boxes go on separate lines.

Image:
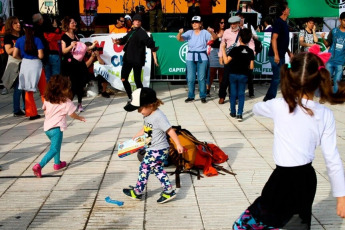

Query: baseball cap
left=228, top=16, right=241, bottom=24
left=124, top=88, right=158, bottom=112
left=132, top=14, right=142, bottom=21
left=191, top=16, right=201, bottom=22
left=124, top=15, right=132, bottom=21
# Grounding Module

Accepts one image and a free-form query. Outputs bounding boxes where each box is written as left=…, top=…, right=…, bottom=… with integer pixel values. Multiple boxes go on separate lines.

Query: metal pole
left=10, top=0, right=14, bottom=16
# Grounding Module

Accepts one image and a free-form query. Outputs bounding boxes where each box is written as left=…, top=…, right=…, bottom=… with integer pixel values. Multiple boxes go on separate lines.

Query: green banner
left=152, top=33, right=187, bottom=75
left=289, top=0, right=340, bottom=18
left=253, top=32, right=273, bottom=75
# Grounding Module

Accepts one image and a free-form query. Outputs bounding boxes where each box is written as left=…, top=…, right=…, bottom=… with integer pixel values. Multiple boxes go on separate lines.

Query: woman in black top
left=61, top=16, right=97, bottom=112
left=207, top=17, right=225, bottom=96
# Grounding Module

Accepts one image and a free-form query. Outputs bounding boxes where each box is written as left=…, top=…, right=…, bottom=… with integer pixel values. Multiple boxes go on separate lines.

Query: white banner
left=80, top=34, right=151, bottom=92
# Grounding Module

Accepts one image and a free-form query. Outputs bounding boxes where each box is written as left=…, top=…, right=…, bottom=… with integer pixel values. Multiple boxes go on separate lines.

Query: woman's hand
left=112, top=38, right=120, bottom=44
left=70, top=41, right=77, bottom=48
left=178, top=28, right=184, bottom=34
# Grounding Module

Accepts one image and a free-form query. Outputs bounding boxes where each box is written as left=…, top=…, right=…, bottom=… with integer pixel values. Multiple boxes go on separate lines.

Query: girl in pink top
left=32, top=75, right=86, bottom=178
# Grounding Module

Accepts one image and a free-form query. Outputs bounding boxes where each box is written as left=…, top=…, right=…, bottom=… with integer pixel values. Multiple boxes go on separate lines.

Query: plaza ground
left=0, top=82, right=344, bottom=229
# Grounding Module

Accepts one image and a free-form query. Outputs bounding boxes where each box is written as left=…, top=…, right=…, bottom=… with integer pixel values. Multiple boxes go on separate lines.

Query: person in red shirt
left=44, top=16, right=63, bottom=82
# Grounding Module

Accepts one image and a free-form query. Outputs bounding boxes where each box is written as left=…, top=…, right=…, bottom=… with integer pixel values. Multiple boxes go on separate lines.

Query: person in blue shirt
left=321, top=12, right=345, bottom=93
left=177, top=16, right=217, bottom=104
left=13, top=23, right=46, bottom=120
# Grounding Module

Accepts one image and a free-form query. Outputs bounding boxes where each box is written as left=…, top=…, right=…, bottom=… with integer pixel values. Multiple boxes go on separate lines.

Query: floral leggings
left=134, top=147, right=172, bottom=194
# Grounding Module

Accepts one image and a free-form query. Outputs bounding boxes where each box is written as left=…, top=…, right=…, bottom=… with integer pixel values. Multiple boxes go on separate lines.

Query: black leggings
left=121, top=61, right=143, bottom=99
left=248, top=163, right=317, bottom=228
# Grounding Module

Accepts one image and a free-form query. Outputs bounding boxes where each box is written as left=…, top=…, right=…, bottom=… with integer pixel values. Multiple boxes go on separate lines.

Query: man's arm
left=271, top=33, right=279, bottom=64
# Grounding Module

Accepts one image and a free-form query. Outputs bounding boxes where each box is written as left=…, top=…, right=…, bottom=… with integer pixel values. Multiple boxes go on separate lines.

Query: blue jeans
left=44, top=54, right=61, bottom=82
left=40, top=127, right=63, bottom=168
left=326, top=62, right=343, bottom=93
left=13, top=80, right=25, bottom=113
left=186, top=60, right=208, bottom=99
left=264, top=56, right=285, bottom=101
left=229, top=74, right=248, bottom=115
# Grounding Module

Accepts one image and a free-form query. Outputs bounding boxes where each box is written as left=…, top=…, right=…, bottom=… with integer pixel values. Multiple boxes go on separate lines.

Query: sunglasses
left=192, top=21, right=200, bottom=24
left=220, top=22, right=225, bottom=24
left=119, top=20, right=125, bottom=23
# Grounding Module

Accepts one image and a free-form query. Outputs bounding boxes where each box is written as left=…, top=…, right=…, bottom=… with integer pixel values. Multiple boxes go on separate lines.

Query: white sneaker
left=77, top=104, right=84, bottom=112
left=1, top=88, right=8, bottom=95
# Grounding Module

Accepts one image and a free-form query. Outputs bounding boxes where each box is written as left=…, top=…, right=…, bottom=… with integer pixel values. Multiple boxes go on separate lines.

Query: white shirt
left=253, top=98, right=345, bottom=197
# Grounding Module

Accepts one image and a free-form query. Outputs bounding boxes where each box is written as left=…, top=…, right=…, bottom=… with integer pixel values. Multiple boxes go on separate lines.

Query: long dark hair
left=213, top=17, right=226, bottom=34
left=44, top=74, right=72, bottom=104
left=280, top=52, right=345, bottom=116
left=23, top=24, right=38, bottom=56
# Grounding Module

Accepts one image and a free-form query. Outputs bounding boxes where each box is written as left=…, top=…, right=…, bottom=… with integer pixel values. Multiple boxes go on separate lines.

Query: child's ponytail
left=281, top=63, right=299, bottom=113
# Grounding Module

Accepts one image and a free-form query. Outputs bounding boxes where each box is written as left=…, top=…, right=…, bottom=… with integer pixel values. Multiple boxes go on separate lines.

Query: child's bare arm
left=337, top=196, right=345, bottom=218
left=133, top=128, right=145, bottom=139
left=69, top=112, right=86, bottom=122
left=167, top=128, right=184, bottom=154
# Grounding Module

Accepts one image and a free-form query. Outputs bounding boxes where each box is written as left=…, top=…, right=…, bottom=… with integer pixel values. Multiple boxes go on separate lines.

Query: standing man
left=109, top=16, right=128, bottom=34
left=147, top=0, right=163, bottom=32
left=321, top=12, right=345, bottom=93
left=299, top=17, right=318, bottom=52
left=218, top=16, right=254, bottom=104
left=263, top=1, right=292, bottom=102
left=112, top=14, right=158, bottom=100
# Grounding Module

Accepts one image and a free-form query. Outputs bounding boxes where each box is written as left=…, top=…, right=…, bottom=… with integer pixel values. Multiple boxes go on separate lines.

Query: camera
left=92, top=47, right=103, bottom=52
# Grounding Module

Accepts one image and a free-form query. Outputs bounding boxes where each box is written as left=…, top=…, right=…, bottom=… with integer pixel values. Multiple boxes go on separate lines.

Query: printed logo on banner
left=317, top=40, right=327, bottom=52
left=254, top=41, right=270, bottom=65
left=325, top=0, right=345, bottom=9
left=179, top=43, right=188, bottom=63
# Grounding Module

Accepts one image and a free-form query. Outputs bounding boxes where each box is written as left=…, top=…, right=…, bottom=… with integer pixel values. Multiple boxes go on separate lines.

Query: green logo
left=179, top=43, right=188, bottom=64
left=254, top=41, right=270, bottom=65
left=325, top=0, right=345, bottom=9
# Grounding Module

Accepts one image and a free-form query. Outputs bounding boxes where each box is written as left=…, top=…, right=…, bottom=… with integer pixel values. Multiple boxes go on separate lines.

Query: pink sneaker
left=77, top=104, right=84, bottom=112
left=32, top=163, right=42, bottom=178
left=54, top=161, right=67, bottom=170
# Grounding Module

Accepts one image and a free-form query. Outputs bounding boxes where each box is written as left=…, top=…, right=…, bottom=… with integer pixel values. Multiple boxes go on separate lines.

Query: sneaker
left=1, top=88, right=8, bottom=95
left=29, top=115, right=41, bottom=120
left=13, top=110, right=25, bottom=117
left=32, top=163, right=42, bottom=178
left=101, top=91, right=110, bottom=98
left=201, top=98, right=206, bottom=103
left=157, top=190, right=177, bottom=204
left=53, top=161, right=67, bottom=170
left=123, top=188, right=142, bottom=200
left=185, top=98, right=194, bottom=103
left=218, top=98, right=225, bottom=104
left=77, top=104, right=84, bottom=112
left=230, top=113, right=236, bottom=118
left=237, top=115, right=243, bottom=122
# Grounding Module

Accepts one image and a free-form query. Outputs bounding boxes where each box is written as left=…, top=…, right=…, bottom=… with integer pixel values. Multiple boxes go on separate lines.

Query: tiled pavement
left=0, top=82, right=345, bottom=229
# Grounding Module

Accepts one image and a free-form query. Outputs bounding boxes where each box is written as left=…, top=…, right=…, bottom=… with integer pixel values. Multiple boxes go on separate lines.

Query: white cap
left=191, top=16, right=201, bottom=22
left=228, top=16, right=241, bottom=24
left=124, top=15, right=131, bottom=20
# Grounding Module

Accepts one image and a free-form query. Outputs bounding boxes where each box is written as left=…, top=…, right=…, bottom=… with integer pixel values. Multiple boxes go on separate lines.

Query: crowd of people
left=1, top=0, right=345, bottom=228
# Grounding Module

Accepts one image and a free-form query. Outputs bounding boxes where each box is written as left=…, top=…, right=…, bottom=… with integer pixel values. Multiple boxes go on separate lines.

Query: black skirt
left=248, top=162, right=317, bottom=228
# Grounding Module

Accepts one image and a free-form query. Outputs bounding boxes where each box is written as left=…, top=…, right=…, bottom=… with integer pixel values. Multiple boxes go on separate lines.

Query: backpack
left=253, top=37, right=262, bottom=54
left=168, top=126, right=236, bottom=187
